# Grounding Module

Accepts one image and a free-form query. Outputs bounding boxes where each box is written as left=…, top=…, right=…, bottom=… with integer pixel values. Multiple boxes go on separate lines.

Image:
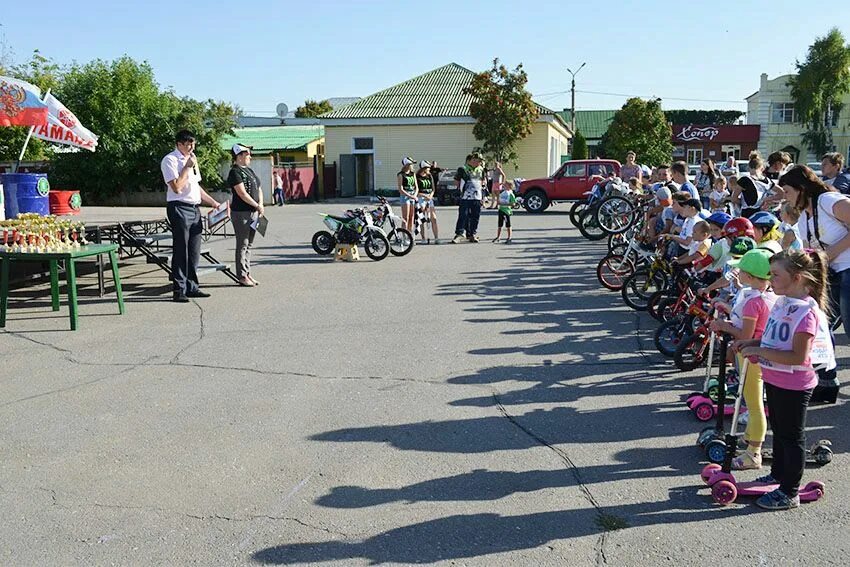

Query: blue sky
left=2, top=1, right=849, bottom=116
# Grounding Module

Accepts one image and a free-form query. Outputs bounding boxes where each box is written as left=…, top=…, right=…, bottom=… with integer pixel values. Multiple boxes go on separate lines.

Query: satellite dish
left=276, top=103, right=289, bottom=118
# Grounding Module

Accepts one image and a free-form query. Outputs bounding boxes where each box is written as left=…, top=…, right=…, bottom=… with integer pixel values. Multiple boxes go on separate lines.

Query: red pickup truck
left=518, top=159, right=621, bottom=213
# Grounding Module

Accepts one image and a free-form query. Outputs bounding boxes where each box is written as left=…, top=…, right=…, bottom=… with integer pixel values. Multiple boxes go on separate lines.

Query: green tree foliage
left=571, top=131, right=588, bottom=160
left=294, top=99, right=333, bottom=118
left=598, top=98, right=673, bottom=166
left=663, top=109, right=744, bottom=125
left=464, top=58, right=538, bottom=166
left=789, top=28, right=850, bottom=156
left=0, top=50, right=62, bottom=162
left=48, top=56, right=235, bottom=201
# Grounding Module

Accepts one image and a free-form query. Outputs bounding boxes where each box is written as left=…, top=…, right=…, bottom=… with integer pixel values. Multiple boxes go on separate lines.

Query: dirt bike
left=311, top=207, right=390, bottom=261
left=370, top=197, right=414, bottom=256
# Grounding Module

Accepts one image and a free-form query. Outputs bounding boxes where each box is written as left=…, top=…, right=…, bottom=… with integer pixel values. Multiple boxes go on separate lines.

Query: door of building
left=339, top=154, right=356, bottom=197
left=355, top=154, right=374, bottom=196
left=687, top=148, right=703, bottom=165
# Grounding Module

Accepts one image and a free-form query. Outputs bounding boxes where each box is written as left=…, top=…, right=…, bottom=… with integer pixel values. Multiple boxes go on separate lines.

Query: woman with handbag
left=779, top=164, right=850, bottom=402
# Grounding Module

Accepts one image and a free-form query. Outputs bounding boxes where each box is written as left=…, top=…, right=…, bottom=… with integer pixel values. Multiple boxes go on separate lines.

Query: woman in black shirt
left=227, top=144, right=264, bottom=286
left=416, top=160, right=439, bottom=243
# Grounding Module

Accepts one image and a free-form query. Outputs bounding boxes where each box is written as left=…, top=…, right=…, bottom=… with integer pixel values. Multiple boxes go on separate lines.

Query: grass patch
left=595, top=513, right=629, bottom=531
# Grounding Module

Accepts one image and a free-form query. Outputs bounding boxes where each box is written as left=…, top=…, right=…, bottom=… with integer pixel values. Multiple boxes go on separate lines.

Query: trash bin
left=2, top=173, right=50, bottom=218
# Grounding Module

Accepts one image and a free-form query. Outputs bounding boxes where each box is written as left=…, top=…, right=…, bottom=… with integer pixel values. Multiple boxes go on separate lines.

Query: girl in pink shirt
left=735, top=249, right=835, bottom=510
left=710, top=249, right=776, bottom=470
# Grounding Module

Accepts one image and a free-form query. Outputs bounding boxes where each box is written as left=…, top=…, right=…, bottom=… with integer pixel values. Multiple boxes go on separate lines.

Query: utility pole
left=566, top=62, right=586, bottom=134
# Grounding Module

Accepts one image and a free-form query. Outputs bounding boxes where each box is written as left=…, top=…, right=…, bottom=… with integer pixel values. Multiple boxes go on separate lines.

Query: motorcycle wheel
left=388, top=228, right=414, bottom=256
left=363, top=231, right=390, bottom=261
left=311, top=231, right=336, bottom=255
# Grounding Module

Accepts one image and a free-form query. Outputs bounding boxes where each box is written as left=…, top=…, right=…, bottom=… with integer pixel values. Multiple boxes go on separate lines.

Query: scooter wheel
left=697, top=427, right=716, bottom=447
left=706, top=440, right=727, bottom=464
left=693, top=402, right=715, bottom=422
left=701, top=463, right=722, bottom=484
left=813, top=445, right=833, bottom=465
left=712, top=480, right=737, bottom=505
left=803, top=480, right=826, bottom=498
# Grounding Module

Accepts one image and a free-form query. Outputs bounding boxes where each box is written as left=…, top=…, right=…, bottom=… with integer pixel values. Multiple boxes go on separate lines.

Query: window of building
left=771, top=103, right=796, bottom=123
left=352, top=137, right=374, bottom=152
left=687, top=149, right=703, bottom=165
left=721, top=145, right=741, bottom=160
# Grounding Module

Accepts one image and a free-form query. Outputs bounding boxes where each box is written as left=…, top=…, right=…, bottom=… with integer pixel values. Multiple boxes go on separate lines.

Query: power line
left=533, top=89, right=746, bottom=105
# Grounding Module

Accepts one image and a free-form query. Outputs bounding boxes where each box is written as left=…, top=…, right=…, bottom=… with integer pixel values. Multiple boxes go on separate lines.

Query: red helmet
left=723, top=217, right=755, bottom=239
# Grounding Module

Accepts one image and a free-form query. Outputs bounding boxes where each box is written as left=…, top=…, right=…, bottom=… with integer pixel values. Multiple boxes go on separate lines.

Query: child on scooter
left=735, top=249, right=835, bottom=510
left=710, top=249, right=777, bottom=470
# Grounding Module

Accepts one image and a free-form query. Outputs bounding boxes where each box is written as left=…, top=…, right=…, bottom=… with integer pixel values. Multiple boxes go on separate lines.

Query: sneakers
left=433, top=239, right=441, bottom=245
left=732, top=450, right=762, bottom=470
left=450, top=235, right=463, bottom=244
left=753, top=473, right=778, bottom=484
left=756, top=488, right=799, bottom=510
left=469, top=235, right=480, bottom=243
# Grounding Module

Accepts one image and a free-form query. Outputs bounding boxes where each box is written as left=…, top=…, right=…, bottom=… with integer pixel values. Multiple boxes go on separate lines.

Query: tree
left=789, top=28, right=850, bottom=157
left=464, top=58, right=538, bottom=166
left=294, top=99, right=333, bottom=118
left=598, top=98, right=673, bottom=166
left=49, top=56, right=236, bottom=202
left=571, top=130, right=588, bottom=159
left=663, top=109, right=744, bottom=125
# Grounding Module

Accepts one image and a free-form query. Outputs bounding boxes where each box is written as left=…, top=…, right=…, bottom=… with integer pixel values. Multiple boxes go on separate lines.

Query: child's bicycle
left=596, top=234, right=657, bottom=291
left=620, top=252, right=673, bottom=311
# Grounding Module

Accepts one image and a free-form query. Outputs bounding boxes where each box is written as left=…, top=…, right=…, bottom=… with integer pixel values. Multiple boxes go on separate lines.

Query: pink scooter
left=701, top=359, right=826, bottom=505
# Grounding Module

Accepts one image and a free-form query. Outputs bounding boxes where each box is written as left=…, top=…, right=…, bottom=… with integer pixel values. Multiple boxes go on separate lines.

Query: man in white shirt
left=720, top=155, right=738, bottom=179
left=160, top=130, right=221, bottom=302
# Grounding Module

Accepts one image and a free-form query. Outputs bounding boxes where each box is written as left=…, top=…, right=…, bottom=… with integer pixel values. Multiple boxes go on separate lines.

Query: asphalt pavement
left=1, top=202, right=848, bottom=566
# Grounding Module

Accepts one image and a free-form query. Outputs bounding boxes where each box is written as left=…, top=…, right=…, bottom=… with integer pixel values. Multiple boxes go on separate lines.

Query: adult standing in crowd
left=452, top=152, right=486, bottom=243
left=779, top=164, right=848, bottom=403
left=766, top=151, right=793, bottom=181
left=671, top=161, right=698, bottom=199
left=733, top=152, right=771, bottom=219
left=272, top=169, right=284, bottom=206
left=416, top=160, right=439, bottom=244
left=228, top=144, right=264, bottom=288
left=720, top=155, right=739, bottom=179
left=821, top=152, right=850, bottom=194
left=397, top=157, right=418, bottom=230
left=160, top=130, right=220, bottom=303
left=620, top=151, right=642, bottom=184
left=695, top=158, right=718, bottom=209
left=487, top=161, right=506, bottom=209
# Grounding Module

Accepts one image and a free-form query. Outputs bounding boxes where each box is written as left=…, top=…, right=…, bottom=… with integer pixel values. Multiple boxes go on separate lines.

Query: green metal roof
left=219, top=125, right=325, bottom=153
left=320, top=63, right=559, bottom=119
left=558, top=110, right=617, bottom=140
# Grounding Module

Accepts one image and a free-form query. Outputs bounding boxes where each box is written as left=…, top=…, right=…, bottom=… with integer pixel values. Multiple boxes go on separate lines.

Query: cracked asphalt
left=2, top=203, right=849, bottom=566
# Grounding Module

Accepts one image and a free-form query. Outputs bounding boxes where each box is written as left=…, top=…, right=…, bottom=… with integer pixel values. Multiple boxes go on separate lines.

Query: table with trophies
left=1, top=214, right=125, bottom=331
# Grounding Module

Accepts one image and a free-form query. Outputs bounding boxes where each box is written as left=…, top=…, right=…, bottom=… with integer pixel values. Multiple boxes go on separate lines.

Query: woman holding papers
left=227, top=144, right=264, bottom=287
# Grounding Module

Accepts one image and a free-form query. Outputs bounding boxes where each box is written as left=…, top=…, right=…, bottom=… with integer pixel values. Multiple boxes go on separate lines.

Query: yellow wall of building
left=324, top=122, right=569, bottom=189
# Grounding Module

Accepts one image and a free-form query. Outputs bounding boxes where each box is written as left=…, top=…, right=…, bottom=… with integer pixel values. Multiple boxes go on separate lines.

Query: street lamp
left=566, top=62, right=586, bottom=135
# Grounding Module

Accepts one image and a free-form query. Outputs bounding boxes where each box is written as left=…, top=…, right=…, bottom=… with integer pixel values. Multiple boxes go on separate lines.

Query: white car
left=806, top=162, right=824, bottom=178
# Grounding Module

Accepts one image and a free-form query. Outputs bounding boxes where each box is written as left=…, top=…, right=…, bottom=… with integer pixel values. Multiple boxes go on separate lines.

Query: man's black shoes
left=173, top=293, right=190, bottom=303
left=186, top=290, right=211, bottom=298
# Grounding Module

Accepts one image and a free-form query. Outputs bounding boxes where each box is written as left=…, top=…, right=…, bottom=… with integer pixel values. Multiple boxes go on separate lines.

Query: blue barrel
left=2, top=173, right=51, bottom=218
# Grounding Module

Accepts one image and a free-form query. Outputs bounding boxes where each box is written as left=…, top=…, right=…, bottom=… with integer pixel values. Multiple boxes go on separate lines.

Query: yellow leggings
left=736, top=353, right=766, bottom=444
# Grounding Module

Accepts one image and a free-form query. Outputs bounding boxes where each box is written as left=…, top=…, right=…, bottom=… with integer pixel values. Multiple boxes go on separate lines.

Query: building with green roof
left=320, top=63, right=572, bottom=196
left=218, top=125, right=325, bottom=202
left=558, top=110, right=616, bottom=157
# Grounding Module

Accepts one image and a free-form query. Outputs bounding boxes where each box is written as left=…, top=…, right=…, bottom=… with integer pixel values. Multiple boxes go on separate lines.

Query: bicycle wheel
left=607, top=232, right=627, bottom=255
left=595, top=195, right=638, bottom=234
left=654, top=317, right=689, bottom=358
left=621, top=268, right=666, bottom=311
left=596, top=254, right=635, bottom=291
left=674, top=331, right=710, bottom=371
left=647, top=290, right=671, bottom=321
left=577, top=208, right=607, bottom=241
left=570, top=200, right=588, bottom=228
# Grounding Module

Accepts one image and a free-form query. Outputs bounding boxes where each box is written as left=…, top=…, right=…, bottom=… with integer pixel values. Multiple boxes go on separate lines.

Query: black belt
left=168, top=201, right=200, bottom=208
